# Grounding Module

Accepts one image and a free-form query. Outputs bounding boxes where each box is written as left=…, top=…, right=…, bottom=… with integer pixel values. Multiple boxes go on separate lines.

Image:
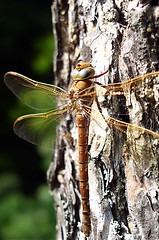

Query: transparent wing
left=4, top=72, right=69, bottom=110
left=81, top=101, right=159, bottom=159
left=78, top=71, right=159, bottom=97
left=13, top=105, right=72, bottom=148
left=78, top=70, right=159, bottom=142
left=83, top=103, right=159, bottom=138
left=102, top=71, right=159, bottom=95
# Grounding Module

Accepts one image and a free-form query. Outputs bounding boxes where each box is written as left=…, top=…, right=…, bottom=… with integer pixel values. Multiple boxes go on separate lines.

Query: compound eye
left=79, top=68, right=92, bottom=79
left=71, top=67, right=95, bottom=80
left=71, top=69, right=78, bottom=79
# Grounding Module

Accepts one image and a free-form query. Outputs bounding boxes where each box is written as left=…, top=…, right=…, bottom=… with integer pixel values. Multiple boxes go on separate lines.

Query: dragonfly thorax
left=68, top=79, right=95, bottom=111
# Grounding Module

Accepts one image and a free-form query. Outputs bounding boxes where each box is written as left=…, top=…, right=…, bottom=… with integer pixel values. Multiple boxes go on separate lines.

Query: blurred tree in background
left=0, top=0, right=56, bottom=239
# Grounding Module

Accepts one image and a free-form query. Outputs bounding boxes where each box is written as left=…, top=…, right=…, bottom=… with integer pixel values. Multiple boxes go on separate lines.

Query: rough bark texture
left=47, top=1, right=159, bottom=239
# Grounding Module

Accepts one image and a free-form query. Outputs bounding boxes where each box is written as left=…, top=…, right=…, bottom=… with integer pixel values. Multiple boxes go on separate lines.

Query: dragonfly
left=4, top=62, right=159, bottom=238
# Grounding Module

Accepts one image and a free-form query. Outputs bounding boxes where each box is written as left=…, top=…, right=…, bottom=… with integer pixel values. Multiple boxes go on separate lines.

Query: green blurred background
left=1, top=0, right=56, bottom=239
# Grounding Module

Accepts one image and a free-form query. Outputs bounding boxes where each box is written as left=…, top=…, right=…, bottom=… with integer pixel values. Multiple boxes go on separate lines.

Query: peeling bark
left=47, top=1, right=159, bottom=239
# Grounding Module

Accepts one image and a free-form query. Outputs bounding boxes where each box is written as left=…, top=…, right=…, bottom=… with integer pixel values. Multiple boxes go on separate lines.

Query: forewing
left=78, top=71, right=159, bottom=98
left=4, top=72, right=69, bottom=110
left=96, top=71, right=159, bottom=96
left=13, top=105, right=72, bottom=148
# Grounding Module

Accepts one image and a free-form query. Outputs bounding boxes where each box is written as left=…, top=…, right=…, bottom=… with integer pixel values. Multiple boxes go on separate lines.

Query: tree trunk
left=47, top=1, right=159, bottom=239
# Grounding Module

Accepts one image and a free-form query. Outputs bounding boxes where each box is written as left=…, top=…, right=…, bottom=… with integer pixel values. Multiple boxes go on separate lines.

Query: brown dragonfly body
left=69, top=63, right=96, bottom=236
left=4, top=63, right=159, bottom=238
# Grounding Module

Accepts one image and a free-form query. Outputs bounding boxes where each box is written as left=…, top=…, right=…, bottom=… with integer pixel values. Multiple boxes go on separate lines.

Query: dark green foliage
left=0, top=0, right=56, bottom=239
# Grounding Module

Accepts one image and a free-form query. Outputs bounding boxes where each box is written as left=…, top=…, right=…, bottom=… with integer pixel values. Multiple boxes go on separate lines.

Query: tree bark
left=47, top=1, right=159, bottom=239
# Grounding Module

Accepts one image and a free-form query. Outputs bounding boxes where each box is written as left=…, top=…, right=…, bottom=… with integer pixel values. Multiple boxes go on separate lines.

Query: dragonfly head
left=71, top=62, right=95, bottom=80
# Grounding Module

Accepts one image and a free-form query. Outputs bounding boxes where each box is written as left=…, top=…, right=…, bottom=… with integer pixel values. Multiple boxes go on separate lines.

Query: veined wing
left=107, top=116, right=159, bottom=161
left=13, top=104, right=72, bottom=148
left=69, top=70, right=159, bottom=140
left=98, top=71, right=159, bottom=95
left=83, top=103, right=159, bottom=138
left=82, top=103, right=159, bottom=158
left=4, top=72, right=69, bottom=110
left=78, top=71, right=159, bottom=98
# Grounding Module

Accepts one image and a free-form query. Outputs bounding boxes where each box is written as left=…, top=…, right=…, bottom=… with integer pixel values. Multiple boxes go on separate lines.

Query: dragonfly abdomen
left=76, top=112, right=91, bottom=237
